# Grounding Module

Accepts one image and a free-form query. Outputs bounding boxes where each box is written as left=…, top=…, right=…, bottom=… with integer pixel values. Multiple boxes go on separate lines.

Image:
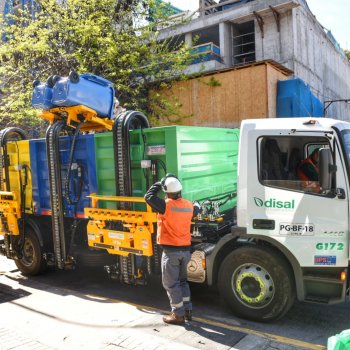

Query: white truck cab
left=212, top=117, right=350, bottom=322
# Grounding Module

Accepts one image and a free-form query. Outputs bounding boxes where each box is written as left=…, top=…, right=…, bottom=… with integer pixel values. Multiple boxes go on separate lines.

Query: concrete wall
left=238, top=1, right=350, bottom=120
left=254, top=7, right=295, bottom=69
left=293, top=5, right=350, bottom=120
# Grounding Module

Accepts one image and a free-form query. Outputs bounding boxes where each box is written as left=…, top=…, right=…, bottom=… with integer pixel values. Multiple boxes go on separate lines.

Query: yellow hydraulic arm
left=84, top=194, right=157, bottom=257
left=39, top=105, right=114, bottom=132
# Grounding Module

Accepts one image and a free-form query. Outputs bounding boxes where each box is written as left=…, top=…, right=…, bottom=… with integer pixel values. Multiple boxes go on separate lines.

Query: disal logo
left=254, top=197, right=295, bottom=209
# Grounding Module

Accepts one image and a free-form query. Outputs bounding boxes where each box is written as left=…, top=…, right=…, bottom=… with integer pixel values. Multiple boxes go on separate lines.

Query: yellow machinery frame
left=84, top=194, right=157, bottom=257
left=39, top=105, right=114, bottom=132
left=0, top=191, right=21, bottom=235
left=6, top=140, right=33, bottom=214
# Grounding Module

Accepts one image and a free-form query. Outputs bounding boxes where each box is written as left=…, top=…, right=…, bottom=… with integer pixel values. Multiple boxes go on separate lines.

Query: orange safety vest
left=297, top=157, right=319, bottom=181
left=157, top=198, right=193, bottom=246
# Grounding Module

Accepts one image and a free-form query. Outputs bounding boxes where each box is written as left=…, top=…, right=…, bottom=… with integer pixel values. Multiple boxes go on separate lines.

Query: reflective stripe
left=183, top=297, right=190, bottom=302
left=170, top=207, right=193, bottom=212
left=171, top=301, right=183, bottom=308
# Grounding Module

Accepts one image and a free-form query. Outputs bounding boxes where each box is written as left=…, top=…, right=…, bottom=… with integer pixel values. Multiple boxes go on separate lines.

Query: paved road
left=0, top=256, right=348, bottom=349
left=30, top=265, right=349, bottom=345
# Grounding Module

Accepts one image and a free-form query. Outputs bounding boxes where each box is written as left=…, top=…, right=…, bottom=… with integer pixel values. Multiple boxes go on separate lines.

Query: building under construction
left=157, top=0, right=350, bottom=121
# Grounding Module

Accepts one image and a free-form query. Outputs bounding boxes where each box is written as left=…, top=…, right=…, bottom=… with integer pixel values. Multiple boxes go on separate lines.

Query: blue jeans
left=161, top=249, right=192, bottom=317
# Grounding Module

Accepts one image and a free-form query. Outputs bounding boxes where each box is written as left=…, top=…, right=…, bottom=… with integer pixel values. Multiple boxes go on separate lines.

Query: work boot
left=185, top=310, right=192, bottom=321
left=163, top=312, right=185, bottom=325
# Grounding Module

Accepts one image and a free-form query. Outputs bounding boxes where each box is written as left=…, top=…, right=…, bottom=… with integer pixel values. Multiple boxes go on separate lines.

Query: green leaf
left=254, top=197, right=264, bottom=207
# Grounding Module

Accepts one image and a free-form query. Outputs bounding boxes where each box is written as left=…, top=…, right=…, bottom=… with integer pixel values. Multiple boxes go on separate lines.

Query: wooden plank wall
left=150, top=62, right=291, bottom=127
left=266, top=64, right=289, bottom=118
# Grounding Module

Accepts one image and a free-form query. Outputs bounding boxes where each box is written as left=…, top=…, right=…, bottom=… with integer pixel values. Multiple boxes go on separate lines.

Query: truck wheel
left=15, top=229, right=47, bottom=275
left=218, top=246, right=295, bottom=322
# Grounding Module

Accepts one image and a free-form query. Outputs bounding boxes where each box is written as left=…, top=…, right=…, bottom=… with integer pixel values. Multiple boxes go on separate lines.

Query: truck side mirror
left=319, top=148, right=336, bottom=192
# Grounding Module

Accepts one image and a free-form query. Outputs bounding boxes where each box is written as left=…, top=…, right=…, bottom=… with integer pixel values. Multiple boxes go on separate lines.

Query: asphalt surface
left=0, top=256, right=348, bottom=349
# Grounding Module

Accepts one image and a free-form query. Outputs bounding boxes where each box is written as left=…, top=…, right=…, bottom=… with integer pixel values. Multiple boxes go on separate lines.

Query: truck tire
left=15, top=229, right=47, bottom=275
left=218, top=245, right=295, bottom=322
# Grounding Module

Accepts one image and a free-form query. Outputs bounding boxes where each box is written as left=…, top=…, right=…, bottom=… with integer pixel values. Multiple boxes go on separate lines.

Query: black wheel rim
left=21, top=238, right=36, bottom=267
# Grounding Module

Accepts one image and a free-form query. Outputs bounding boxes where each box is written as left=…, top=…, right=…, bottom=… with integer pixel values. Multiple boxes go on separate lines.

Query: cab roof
left=241, top=117, right=350, bottom=133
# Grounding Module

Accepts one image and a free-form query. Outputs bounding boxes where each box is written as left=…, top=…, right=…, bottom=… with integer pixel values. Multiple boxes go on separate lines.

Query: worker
left=297, top=148, right=319, bottom=181
left=144, top=174, right=199, bottom=325
left=297, top=148, right=320, bottom=192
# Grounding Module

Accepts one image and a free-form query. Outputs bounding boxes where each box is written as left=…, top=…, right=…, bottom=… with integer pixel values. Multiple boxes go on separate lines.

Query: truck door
left=245, top=132, right=349, bottom=268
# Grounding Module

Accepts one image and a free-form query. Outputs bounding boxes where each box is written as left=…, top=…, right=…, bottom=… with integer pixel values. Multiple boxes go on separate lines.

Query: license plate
left=279, top=223, right=315, bottom=236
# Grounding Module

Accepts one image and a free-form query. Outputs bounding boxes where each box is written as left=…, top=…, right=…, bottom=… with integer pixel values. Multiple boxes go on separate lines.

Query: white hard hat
left=163, top=177, right=182, bottom=193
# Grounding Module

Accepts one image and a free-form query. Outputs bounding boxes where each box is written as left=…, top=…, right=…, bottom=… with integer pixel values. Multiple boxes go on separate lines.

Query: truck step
left=303, top=274, right=344, bottom=285
left=304, top=295, right=330, bottom=303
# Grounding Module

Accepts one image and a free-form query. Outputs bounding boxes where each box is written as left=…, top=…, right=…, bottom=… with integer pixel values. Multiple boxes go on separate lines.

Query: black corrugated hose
left=64, top=124, right=83, bottom=207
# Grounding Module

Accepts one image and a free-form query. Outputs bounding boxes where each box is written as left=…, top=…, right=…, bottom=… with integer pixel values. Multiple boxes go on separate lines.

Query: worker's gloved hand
left=154, top=181, right=162, bottom=188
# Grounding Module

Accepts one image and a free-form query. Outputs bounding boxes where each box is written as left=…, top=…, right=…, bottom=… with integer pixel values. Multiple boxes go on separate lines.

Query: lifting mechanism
left=109, top=110, right=157, bottom=284
left=85, top=195, right=157, bottom=284
left=39, top=105, right=114, bottom=132
left=46, top=120, right=72, bottom=269
left=41, top=105, right=157, bottom=283
left=42, top=106, right=116, bottom=270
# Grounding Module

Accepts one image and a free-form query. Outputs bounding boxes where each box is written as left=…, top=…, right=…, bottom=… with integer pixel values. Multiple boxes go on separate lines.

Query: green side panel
left=94, top=131, right=150, bottom=210
left=178, top=126, right=239, bottom=212
left=94, top=126, right=239, bottom=213
left=130, top=126, right=240, bottom=213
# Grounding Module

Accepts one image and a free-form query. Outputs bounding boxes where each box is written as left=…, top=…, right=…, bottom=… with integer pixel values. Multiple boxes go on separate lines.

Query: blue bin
left=31, top=83, right=55, bottom=110
left=52, top=73, right=115, bottom=119
left=30, top=134, right=98, bottom=217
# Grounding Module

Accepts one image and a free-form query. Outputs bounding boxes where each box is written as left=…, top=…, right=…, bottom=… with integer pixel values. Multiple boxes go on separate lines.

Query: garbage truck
left=0, top=73, right=349, bottom=322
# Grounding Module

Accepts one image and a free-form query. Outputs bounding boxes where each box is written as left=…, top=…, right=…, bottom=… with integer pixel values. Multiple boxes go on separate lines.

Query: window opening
left=232, top=21, right=255, bottom=65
